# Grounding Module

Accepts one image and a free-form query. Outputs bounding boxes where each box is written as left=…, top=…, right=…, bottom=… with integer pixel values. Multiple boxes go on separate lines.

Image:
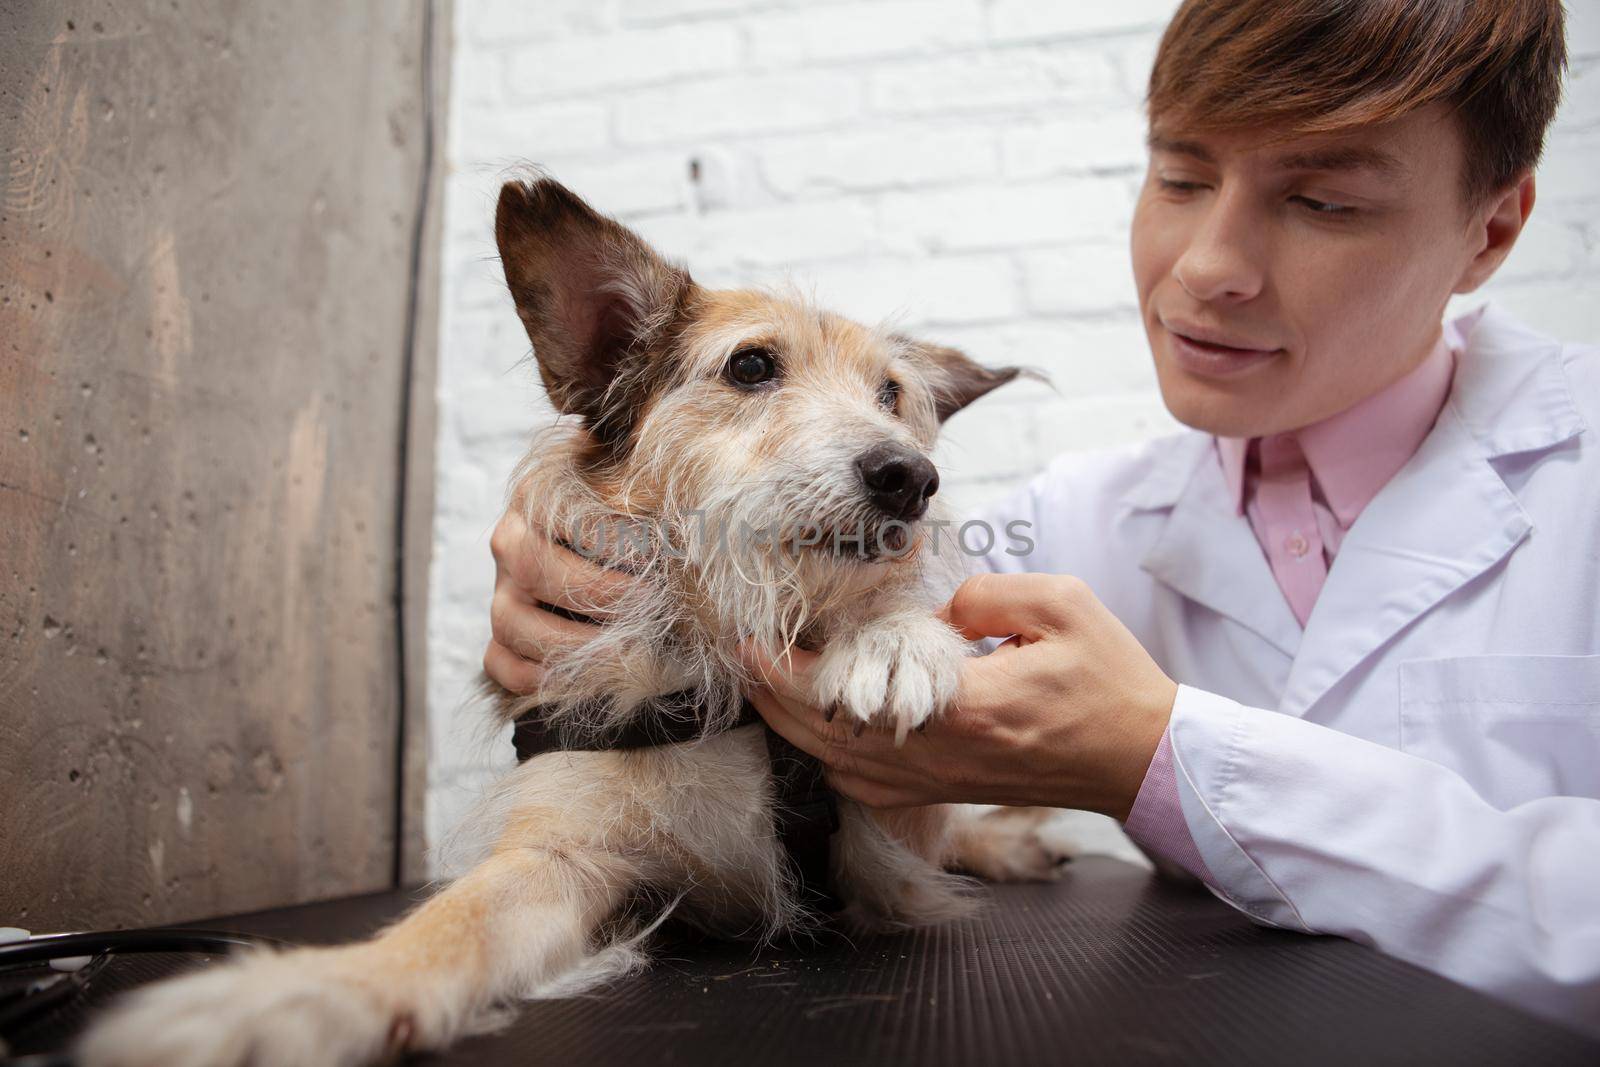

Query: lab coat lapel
left=1276, top=405, right=1529, bottom=717
left=1277, top=306, right=1585, bottom=719
left=1137, top=436, right=1303, bottom=659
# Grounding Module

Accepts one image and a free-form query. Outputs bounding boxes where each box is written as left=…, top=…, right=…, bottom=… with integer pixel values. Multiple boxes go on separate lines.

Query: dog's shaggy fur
left=77, top=177, right=1069, bottom=1067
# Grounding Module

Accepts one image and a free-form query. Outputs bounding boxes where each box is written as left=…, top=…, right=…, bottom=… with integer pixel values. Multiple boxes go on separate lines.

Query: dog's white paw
left=947, top=806, right=1079, bottom=882
left=812, top=611, right=968, bottom=743
left=76, top=947, right=415, bottom=1067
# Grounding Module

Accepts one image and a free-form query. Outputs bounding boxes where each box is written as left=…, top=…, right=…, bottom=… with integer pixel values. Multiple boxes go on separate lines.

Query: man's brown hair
left=1146, top=0, right=1569, bottom=208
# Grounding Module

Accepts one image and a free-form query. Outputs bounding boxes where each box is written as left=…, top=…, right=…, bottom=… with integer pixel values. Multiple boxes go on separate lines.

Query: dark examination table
left=7, top=857, right=1597, bottom=1066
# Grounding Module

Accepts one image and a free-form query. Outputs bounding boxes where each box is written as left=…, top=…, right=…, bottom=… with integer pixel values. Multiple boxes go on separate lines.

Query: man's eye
left=1292, top=195, right=1354, bottom=217
left=878, top=378, right=900, bottom=412
left=1158, top=178, right=1206, bottom=194
left=725, top=346, right=779, bottom=388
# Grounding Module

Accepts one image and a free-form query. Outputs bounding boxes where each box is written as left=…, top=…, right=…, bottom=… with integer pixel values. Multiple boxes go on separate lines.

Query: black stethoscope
left=0, top=927, right=279, bottom=1067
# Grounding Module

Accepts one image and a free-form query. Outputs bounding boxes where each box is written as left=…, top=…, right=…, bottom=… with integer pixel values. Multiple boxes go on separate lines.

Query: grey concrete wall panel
left=0, top=1, right=432, bottom=928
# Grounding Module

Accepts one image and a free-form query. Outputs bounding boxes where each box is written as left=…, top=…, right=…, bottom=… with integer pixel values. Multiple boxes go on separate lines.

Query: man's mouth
left=1163, top=319, right=1284, bottom=378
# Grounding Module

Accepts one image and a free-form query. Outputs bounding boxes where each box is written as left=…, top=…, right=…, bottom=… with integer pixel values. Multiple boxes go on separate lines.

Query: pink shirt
left=1124, top=332, right=1458, bottom=880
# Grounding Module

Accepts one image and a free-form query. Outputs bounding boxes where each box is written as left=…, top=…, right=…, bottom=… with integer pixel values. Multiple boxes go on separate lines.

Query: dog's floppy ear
left=902, top=339, right=1035, bottom=422
left=495, top=175, right=692, bottom=432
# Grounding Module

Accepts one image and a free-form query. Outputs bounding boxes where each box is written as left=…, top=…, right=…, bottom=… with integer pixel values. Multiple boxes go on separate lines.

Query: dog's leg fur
left=833, top=804, right=978, bottom=926
left=78, top=807, right=643, bottom=1067
left=76, top=742, right=1071, bottom=1067
left=942, top=805, right=1079, bottom=882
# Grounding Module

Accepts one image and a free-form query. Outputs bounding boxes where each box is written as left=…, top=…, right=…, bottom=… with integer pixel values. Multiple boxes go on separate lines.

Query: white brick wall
left=427, top=0, right=1600, bottom=862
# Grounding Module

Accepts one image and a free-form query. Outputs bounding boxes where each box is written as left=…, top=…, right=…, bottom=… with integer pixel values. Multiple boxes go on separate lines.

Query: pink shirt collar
left=1216, top=332, right=1458, bottom=525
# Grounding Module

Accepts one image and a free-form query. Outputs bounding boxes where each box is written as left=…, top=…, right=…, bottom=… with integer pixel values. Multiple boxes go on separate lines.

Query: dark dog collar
left=512, top=688, right=843, bottom=914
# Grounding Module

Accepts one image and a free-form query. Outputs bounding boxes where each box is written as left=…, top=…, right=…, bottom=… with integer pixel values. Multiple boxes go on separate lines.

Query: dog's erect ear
left=495, top=177, right=692, bottom=429
left=902, top=339, right=1033, bottom=422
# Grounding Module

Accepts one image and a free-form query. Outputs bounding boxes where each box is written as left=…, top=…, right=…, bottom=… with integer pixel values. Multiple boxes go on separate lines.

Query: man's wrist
left=1108, top=677, right=1178, bottom=821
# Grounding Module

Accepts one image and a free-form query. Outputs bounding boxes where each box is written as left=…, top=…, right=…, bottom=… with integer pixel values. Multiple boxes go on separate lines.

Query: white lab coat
left=972, top=302, right=1600, bottom=1037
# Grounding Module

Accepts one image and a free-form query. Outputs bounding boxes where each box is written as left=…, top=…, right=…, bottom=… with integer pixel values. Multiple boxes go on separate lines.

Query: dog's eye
left=877, top=378, right=900, bottom=412
left=726, top=346, right=778, bottom=388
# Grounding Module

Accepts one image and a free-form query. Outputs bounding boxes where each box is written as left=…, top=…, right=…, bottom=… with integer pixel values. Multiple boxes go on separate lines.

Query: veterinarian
left=483, top=0, right=1598, bottom=1038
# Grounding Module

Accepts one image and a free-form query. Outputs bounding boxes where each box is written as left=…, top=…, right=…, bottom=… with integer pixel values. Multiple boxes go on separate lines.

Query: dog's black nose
left=855, top=443, right=939, bottom=521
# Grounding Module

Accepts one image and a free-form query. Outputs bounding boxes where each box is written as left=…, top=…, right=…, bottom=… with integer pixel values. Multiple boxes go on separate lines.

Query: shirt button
left=1285, top=531, right=1309, bottom=558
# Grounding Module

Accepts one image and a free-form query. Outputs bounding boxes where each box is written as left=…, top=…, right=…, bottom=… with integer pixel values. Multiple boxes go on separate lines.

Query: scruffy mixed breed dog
left=79, top=177, right=1069, bottom=1066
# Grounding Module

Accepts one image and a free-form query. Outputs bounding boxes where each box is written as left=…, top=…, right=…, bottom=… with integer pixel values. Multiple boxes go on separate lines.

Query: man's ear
left=900, top=338, right=1041, bottom=422
left=1454, top=171, right=1536, bottom=295
left=495, top=175, right=694, bottom=433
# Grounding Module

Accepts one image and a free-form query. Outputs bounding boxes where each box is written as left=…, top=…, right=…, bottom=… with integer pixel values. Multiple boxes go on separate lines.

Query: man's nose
left=1172, top=188, right=1265, bottom=303
left=855, top=442, right=939, bottom=521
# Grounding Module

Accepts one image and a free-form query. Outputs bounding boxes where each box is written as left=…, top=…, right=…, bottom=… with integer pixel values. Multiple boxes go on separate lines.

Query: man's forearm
left=1162, top=684, right=1600, bottom=1038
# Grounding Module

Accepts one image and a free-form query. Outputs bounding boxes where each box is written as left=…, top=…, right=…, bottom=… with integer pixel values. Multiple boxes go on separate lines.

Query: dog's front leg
left=810, top=605, right=969, bottom=743
left=78, top=832, right=636, bottom=1067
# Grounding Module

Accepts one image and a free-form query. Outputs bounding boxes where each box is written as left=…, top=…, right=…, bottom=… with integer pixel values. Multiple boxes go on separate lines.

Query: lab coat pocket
left=1398, top=654, right=1600, bottom=810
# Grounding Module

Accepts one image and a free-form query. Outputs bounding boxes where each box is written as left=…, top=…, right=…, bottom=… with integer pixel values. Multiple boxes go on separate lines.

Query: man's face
left=1130, top=102, right=1489, bottom=438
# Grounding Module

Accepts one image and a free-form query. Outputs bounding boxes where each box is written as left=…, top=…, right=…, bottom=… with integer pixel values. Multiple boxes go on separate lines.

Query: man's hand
left=483, top=502, right=639, bottom=694
left=738, top=573, right=1178, bottom=820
